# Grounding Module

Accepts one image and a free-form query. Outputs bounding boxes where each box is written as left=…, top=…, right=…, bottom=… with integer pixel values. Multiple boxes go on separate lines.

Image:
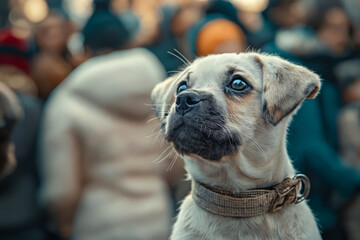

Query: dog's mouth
left=165, top=111, right=241, bottom=161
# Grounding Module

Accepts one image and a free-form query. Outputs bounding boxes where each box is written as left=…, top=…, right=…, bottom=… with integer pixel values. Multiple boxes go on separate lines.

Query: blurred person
left=82, top=0, right=130, bottom=56
left=32, top=11, right=75, bottom=99
left=41, top=3, right=184, bottom=237
left=263, top=0, right=322, bottom=58
left=261, top=47, right=360, bottom=240
left=114, top=0, right=141, bottom=41
left=265, top=4, right=353, bottom=83
left=266, top=0, right=311, bottom=30
left=146, top=2, right=203, bottom=75
left=316, top=7, right=351, bottom=56
left=0, top=27, right=45, bottom=240
left=335, top=59, right=360, bottom=240
left=286, top=88, right=360, bottom=240
left=261, top=4, right=360, bottom=237
left=40, top=48, right=184, bottom=240
left=0, top=82, right=22, bottom=178
left=121, top=0, right=162, bottom=50
left=0, top=1, right=9, bottom=28
left=237, top=11, right=275, bottom=49
left=342, top=0, right=360, bottom=30
left=205, top=0, right=274, bottom=50
left=0, top=28, right=37, bottom=95
left=185, top=0, right=247, bottom=59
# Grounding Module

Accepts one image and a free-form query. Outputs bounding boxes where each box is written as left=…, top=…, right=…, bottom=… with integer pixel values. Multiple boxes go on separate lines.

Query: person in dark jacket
left=0, top=25, right=44, bottom=240
left=0, top=82, right=22, bottom=178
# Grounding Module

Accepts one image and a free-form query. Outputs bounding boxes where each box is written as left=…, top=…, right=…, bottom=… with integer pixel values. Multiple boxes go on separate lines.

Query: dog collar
left=192, top=174, right=310, bottom=217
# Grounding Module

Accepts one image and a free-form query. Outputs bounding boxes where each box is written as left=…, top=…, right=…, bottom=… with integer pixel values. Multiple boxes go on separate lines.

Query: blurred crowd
left=0, top=0, right=359, bottom=239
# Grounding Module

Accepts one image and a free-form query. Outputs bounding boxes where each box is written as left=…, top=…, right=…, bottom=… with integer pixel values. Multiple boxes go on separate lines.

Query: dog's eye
left=229, top=76, right=250, bottom=92
left=177, top=82, right=188, bottom=94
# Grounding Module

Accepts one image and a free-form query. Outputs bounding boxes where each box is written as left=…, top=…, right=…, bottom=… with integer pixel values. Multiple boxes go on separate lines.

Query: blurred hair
left=82, top=1, right=129, bottom=54
left=196, top=18, right=246, bottom=56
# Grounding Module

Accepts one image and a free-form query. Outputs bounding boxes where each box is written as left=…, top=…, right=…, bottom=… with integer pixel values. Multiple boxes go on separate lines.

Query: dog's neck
left=184, top=121, right=296, bottom=192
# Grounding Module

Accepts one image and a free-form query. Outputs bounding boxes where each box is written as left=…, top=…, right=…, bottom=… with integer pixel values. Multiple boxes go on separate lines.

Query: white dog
left=152, top=52, right=322, bottom=239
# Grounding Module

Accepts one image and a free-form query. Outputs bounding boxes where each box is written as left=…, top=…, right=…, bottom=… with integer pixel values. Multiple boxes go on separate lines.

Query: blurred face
left=213, top=40, right=247, bottom=55
left=317, top=8, right=350, bottom=55
left=171, top=5, right=203, bottom=37
left=353, top=27, right=360, bottom=50
left=36, top=14, right=71, bottom=53
left=269, top=0, right=308, bottom=28
left=343, top=77, right=360, bottom=103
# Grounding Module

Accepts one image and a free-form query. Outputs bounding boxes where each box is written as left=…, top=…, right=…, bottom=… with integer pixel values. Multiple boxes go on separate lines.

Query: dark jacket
left=0, top=93, right=43, bottom=237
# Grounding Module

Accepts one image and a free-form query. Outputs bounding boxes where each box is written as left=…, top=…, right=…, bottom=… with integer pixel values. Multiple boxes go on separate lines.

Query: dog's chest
left=171, top=195, right=320, bottom=240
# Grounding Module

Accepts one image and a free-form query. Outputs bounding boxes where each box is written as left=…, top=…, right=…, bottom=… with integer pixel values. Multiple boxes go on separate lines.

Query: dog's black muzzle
left=166, top=91, right=241, bottom=161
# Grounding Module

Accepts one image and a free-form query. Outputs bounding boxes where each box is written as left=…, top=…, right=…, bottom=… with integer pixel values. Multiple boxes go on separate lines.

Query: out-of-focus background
left=0, top=0, right=359, bottom=239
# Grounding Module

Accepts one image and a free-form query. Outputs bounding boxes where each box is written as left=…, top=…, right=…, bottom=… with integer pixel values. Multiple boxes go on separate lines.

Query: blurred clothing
left=262, top=44, right=360, bottom=232
left=0, top=28, right=37, bottom=95
left=0, top=28, right=45, bottom=239
left=0, top=82, right=23, bottom=178
left=334, top=58, right=360, bottom=104
left=40, top=48, right=174, bottom=240
left=239, top=12, right=275, bottom=49
left=32, top=13, right=74, bottom=99
left=0, top=28, right=31, bottom=75
left=146, top=5, right=184, bottom=75
left=119, top=10, right=141, bottom=40
left=273, top=26, right=326, bottom=57
left=31, top=51, right=73, bottom=99
left=0, top=93, right=44, bottom=240
left=338, top=104, right=360, bottom=240
left=287, top=77, right=360, bottom=232
left=343, top=0, right=360, bottom=28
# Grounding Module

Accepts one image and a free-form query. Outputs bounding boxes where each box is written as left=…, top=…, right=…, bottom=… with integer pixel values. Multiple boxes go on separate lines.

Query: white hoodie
left=40, top=48, right=174, bottom=240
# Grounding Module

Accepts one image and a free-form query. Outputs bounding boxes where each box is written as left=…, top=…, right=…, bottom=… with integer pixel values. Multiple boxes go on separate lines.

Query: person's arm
left=40, top=101, right=83, bottom=238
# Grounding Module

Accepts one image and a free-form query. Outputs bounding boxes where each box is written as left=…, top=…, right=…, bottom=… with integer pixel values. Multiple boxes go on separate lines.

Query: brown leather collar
left=192, top=174, right=310, bottom=217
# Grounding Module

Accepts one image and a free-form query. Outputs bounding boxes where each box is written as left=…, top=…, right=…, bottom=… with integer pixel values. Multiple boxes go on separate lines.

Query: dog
left=151, top=52, right=322, bottom=239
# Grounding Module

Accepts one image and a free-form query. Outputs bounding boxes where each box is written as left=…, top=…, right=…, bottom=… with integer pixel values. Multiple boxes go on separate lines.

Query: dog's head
left=152, top=53, right=320, bottom=164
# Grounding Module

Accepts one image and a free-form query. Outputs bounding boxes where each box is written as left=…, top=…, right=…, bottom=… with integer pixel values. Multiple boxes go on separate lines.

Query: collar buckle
left=269, top=176, right=300, bottom=213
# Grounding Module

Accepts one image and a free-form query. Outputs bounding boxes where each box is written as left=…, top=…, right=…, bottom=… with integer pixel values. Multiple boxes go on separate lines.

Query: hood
left=62, top=48, right=166, bottom=119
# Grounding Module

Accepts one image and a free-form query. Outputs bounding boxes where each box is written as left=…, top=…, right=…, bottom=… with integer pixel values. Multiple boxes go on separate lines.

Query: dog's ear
left=151, top=73, right=180, bottom=120
left=254, top=54, right=321, bottom=125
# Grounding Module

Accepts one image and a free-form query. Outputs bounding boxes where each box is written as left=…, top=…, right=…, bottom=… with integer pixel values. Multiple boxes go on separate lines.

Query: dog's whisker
left=153, top=128, right=165, bottom=143
left=146, top=124, right=163, bottom=140
left=146, top=117, right=160, bottom=124
left=153, top=145, right=172, bottom=163
left=166, top=153, right=179, bottom=171
left=173, top=48, right=191, bottom=65
left=167, top=51, right=190, bottom=67
left=150, top=121, right=162, bottom=132
left=146, top=103, right=171, bottom=106
left=167, top=70, right=182, bottom=74
left=154, top=149, right=173, bottom=165
left=155, top=150, right=174, bottom=165
left=144, top=103, right=171, bottom=108
left=145, top=131, right=160, bottom=138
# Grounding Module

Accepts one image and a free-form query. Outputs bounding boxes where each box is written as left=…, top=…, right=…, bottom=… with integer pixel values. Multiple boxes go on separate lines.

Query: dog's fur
left=152, top=52, right=321, bottom=239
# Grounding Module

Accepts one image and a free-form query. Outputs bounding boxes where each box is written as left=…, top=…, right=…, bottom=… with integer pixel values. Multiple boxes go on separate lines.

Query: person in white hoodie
left=40, top=48, right=184, bottom=240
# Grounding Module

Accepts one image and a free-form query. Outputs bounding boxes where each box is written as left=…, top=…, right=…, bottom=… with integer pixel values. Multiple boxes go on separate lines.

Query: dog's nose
left=176, top=92, right=201, bottom=115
